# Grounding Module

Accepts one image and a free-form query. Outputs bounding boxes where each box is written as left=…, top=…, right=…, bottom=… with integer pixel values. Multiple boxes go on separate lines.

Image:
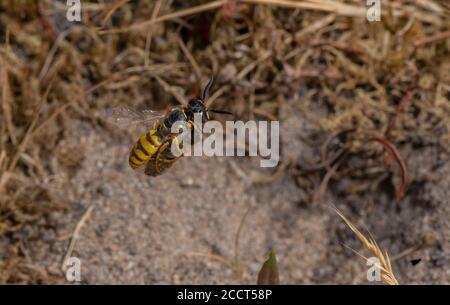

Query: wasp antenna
left=202, top=76, right=214, bottom=100
left=209, top=109, right=234, bottom=116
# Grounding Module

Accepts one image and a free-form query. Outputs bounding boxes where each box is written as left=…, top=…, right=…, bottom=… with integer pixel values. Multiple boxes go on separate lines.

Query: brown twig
left=252, top=108, right=278, bottom=121
left=414, top=30, right=450, bottom=48
left=0, top=79, right=54, bottom=194
left=371, top=137, right=408, bottom=202
left=30, top=80, right=110, bottom=138
left=99, top=0, right=227, bottom=34
left=176, top=36, right=202, bottom=80
left=153, top=75, right=187, bottom=105
left=313, top=158, right=342, bottom=204
left=242, top=0, right=365, bottom=16
left=0, top=56, right=17, bottom=145
left=100, top=0, right=130, bottom=28
left=144, top=1, right=163, bottom=67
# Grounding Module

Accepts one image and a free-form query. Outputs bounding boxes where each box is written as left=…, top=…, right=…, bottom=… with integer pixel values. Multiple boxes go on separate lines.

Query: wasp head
left=186, top=78, right=233, bottom=124
left=186, top=98, right=209, bottom=124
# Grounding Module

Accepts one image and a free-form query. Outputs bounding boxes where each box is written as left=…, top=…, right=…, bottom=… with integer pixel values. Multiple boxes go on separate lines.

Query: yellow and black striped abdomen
left=128, top=129, right=161, bottom=169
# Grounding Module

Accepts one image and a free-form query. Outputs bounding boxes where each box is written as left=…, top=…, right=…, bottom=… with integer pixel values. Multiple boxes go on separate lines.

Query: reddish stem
left=371, top=137, right=408, bottom=202
left=222, top=0, right=239, bottom=19
left=37, top=1, right=58, bottom=41
left=386, top=89, right=415, bottom=137
left=414, top=30, right=450, bottom=48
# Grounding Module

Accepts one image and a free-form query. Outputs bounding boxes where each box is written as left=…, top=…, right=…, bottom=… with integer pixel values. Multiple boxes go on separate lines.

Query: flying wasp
left=105, top=78, right=232, bottom=176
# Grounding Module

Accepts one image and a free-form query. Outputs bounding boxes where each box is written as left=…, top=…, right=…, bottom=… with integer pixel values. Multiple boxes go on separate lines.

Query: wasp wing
left=103, top=107, right=166, bottom=129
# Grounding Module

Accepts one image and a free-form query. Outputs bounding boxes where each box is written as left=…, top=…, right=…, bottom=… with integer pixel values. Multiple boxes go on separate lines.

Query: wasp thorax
left=186, top=99, right=209, bottom=123
left=163, top=109, right=186, bottom=129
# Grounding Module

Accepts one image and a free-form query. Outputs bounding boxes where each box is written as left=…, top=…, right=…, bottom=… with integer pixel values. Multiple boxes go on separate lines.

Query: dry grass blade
left=100, top=0, right=368, bottom=35
left=414, top=30, right=450, bottom=47
left=183, top=251, right=236, bottom=272
left=30, top=80, right=109, bottom=138
left=331, top=204, right=399, bottom=285
left=144, top=0, right=164, bottom=67
left=0, top=57, right=17, bottom=145
left=100, top=0, right=130, bottom=28
left=152, top=75, right=186, bottom=105
left=176, top=36, right=202, bottom=80
left=0, top=79, right=54, bottom=193
left=242, top=0, right=366, bottom=16
left=61, top=205, right=95, bottom=271
left=234, top=204, right=253, bottom=279
left=100, top=0, right=227, bottom=34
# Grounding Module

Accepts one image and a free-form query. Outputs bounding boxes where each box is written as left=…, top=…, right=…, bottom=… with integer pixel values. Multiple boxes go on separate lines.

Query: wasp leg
left=155, top=136, right=182, bottom=174
left=154, top=142, right=170, bottom=175
left=187, top=120, right=202, bottom=145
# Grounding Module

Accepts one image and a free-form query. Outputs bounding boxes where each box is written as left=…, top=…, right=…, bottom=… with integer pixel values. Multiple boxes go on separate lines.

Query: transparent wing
left=103, top=107, right=166, bottom=129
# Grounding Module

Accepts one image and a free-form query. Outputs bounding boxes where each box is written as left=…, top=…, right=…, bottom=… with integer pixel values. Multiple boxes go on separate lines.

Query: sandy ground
left=13, top=96, right=448, bottom=285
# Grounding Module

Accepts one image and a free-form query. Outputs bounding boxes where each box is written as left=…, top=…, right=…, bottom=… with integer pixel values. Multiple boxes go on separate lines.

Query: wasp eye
left=188, top=99, right=198, bottom=107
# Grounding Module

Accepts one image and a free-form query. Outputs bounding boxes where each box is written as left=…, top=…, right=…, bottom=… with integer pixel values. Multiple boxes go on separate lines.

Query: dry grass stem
left=331, top=204, right=399, bottom=285
left=61, top=205, right=95, bottom=271
left=100, top=0, right=227, bottom=34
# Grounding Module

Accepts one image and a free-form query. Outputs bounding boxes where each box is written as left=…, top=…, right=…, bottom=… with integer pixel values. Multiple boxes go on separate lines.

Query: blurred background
left=0, top=0, right=449, bottom=284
